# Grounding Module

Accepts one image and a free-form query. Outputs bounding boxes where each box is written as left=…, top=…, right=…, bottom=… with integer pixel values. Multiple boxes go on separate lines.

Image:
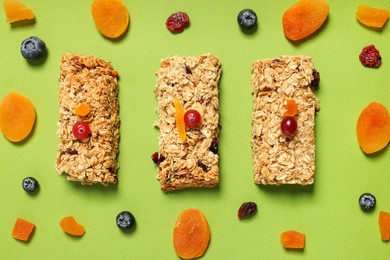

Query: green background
left=0, top=0, right=389, bottom=259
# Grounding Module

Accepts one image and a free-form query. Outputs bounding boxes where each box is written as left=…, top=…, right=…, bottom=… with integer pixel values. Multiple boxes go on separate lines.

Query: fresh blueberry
left=22, top=177, right=39, bottom=193
left=20, top=36, right=46, bottom=61
left=237, top=9, right=257, bottom=30
left=116, top=211, right=136, bottom=231
left=359, top=193, right=376, bottom=211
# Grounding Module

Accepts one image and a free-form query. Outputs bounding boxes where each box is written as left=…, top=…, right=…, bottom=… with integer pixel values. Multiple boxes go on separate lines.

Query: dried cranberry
left=238, top=202, right=257, bottom=219
left=311, top=69, right=320, bottom=88
left=166, top=12, right=190, bottom=33
left=151, top=152, right=159, bottom=164
left=359, top=45, right=382, bottom=68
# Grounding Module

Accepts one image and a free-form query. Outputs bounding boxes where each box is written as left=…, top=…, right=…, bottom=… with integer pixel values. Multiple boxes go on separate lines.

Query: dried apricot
left=280, top=230, right=305, bottom=249
left=0, top=92, right=35, bottom=142
left=173, top=98, right=187, bottom=142
left=282, top=0, right=329, bottom=41
left=12, top=218, right=35, bottom=241
left=91, top=0, right=129, bottom=39
left=356, top=5, right=389, bottom=28
left=173, top=208, right=210, bottom=259
left=74, top=102, right=90, bottom=116
left=60, top=216, right=85, bottom=237
left=379, top=211, right=390, bottom=241
left=356, top=102, right=390, bottom=154
left=284, top=99, right=298, bottom=116
left=3, top=0, right=34, bottom=23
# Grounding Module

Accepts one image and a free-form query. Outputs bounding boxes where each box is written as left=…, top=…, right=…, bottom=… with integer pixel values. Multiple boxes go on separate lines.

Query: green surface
left=0, top=0, right=389, bottom=259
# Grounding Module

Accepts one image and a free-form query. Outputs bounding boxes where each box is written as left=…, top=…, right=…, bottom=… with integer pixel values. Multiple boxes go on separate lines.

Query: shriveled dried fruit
left=173, top=208, right=210, bottom=259
left=238, top=202, right=257, bottom=219
left=311, top=69, right=320, bottom=88
left=0, top=92, right=35, bottom=142
left=379, top=211, right=390, bottom=241
left=166, top=12, right=190, bottom=33
left=91, top=0, right=129, bottom=39
left=12, top=218, right=35, bottom=241
left=280, top=230, right=305, bottom=249
left=356, top=5, right=389, bottom=28
left=282, top=0, right=329, bottom=41
left=3, top=0, right=35, bottom=23
left=359, top=45, right=382, bottom=68
left=356, top=102, right=390, bottom=154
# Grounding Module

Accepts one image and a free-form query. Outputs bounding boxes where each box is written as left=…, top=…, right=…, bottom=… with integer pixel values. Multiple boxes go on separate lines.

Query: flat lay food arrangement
left=0, top=0, right=389, bottom=259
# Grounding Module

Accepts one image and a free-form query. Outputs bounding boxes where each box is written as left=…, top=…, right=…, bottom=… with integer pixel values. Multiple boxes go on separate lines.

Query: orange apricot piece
left=379, top=211, right=390, bottom=241
left=173, top=98, right=187, bottom=143
left=3, top=0, right=35, bottom=23
left=60, top=216, right=85, bottom=237
left=282, top=0, right=329, bottom=41
left=356, top=5, right=389, bottom=28
left=280, top=230, right=306, bottom=249
left=12, top=218, right=35, bottom=241
left=173, top=208, right=210, bottom=259
left=0, top=92, right=35, bottom=142
left=91, top=0, right=129, bottom=39
left=74, top=102, right=91, bottom=117
left=356, top=102, right=390, bottom=154
left=284, top=99, right=298, bottom=116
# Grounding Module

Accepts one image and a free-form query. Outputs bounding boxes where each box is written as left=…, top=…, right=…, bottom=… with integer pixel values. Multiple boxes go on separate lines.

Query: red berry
left=359, top=45, right=382, bottom=68
left=281, top=116, right=297, bottom=136
left=166, top=12, right=190, bottom=33
left=184, top=110, right=201, bottom=127
left=72, top=121, right=91, bottom=139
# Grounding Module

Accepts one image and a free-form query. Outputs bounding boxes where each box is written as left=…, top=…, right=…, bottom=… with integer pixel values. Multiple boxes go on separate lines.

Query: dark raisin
left=159, top=155, right=166, bottom=163
left=311, top=69, right=320, bottom=88
left=238, top=202, right=257, bottom=219
left=151, top=152, right=159, bottom=164
left=165, top=12, right=190, bottom=33
left=209, top=138, right=218, bottom=154
left=359, top=45, right=382, bottom=68
left=184, top=65, right=192, bottom=74
left=197, top=161, right=208, bottom=172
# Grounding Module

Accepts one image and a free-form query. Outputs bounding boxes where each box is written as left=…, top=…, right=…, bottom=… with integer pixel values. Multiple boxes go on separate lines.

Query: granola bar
left=251, top=56, right=320, bottom=185
left=154, top=54, right=221, bottom=192
left=56, top=52, right=120, bottom=185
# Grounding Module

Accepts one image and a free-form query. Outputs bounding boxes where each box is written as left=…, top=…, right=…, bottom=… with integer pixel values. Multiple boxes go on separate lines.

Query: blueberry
left=237, top=9, right=257, bottom=30
left=20, top=36, right=46, bottom=61
left=359, top=193, right=376, bottom=211
left=22, top=177, right=39, bottom=193
left=116, top=211, right=136, bottom=231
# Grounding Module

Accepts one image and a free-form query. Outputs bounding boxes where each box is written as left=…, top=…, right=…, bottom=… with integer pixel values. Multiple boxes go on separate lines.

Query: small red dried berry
left=359, top=45, right=382, bottom=68
left=151, top=152, right=159, bottom=164
left=166, top=12, right=190, bottom=33
left=238, top=202, right=257, bottom=219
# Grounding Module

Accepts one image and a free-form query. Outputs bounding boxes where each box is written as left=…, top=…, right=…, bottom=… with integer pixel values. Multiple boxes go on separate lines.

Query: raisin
left=151, top=152, right=165, bottom=165
left=197, top=161, right=208, bottom=172
left=184, top=65, right=192, bottom=74
left=238, top=202, right=257, bottom=219
left=359, top=45, right=382, bottom=68
left=166, top=12, right=190, bottom=33
left=209, top=138, right=218, bottom=154
left=311, top=69, right=320, bottom=88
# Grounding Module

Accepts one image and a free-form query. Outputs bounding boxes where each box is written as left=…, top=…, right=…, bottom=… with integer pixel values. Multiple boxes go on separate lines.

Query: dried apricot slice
left=0, top=92, right=35, bottom=142
left=74, top=102, right=90, bottom=116
left=356, top=5, right=389, bottom=28
left=60, top=216, right=85, bottom=237
left=3, top=0, right=34, bottom=23
left=173, top=208, right=210, bottom=259
left=356, top=102, right=390, bottom=154
left=280, top=230, right=305, bottom=249
left=91, top=0, right=129, bottom=39
left=379, top=211, right=390, bottom=241
left=284, top=99, right=298, bottom=116
left=173, top=98, right=187, bottom=142
left=282, top=0, right=329, bottom=41
left=12, top=218, right=35, bottom=241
